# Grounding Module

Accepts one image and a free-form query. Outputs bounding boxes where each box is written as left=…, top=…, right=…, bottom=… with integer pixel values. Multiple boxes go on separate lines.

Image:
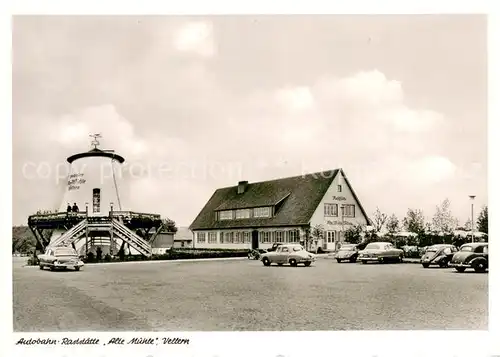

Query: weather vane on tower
left=89, top=133, right=102, bottom=149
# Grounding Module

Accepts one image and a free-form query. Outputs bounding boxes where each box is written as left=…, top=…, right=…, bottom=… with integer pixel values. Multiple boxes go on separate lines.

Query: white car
left=260, top=244, right=316, bottom=267
left=38, top=246, right=84, bottom=271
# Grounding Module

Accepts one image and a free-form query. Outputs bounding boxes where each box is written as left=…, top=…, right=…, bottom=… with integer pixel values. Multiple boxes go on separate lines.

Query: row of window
left=324, top=203, right=355, bottom=217
left=258, top=230, right=300, bottom=244
left=218, top=206, right=271, bottom=220
left=196, top=230, right=301, bottom=244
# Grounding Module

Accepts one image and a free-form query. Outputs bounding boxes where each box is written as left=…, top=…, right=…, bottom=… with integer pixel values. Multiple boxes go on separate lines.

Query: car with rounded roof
left=38, top=246, right=84, bottom=271
left=261, top=243, right=316, bottom=267
left=420, top=244, right=458, bottom=268
left=334, top=244, right=359, bottom=263
left=450, top=242, right=488, bottom=273
left=358, top=242, right=404, bottom=264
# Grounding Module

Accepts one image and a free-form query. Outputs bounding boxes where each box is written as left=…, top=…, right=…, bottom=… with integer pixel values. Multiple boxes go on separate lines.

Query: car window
left=483, top=246, right=488, bottom=254
left=452, top=246, right=458, bottom=252
left=443, top=247, right=451, bottom=255
left=293, top=246, right=303, bottom=252
left=474, top=246, right=484, bottom=253
left=281, top=247, right=289, bottom=253
left=460, top=245, right=473, bottom=252
left=365, top=243, right=380, bottom=250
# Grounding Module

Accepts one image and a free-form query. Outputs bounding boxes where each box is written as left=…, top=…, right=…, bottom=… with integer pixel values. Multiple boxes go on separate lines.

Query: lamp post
left=340, top=205, right=345, bottom=250
left=469, top=195, right=475, bottom=243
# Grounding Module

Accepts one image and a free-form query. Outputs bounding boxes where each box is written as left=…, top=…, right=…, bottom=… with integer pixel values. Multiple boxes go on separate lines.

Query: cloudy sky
left=12, top=15, right=487, bottom=228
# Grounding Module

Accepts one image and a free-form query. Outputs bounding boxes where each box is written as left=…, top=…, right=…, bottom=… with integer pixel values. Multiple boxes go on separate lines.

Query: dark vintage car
left=421, top=244, right=459, bottom=268
left=334, top=244, right=359, bottom=263
left=450, top=243, right=488, bottom=273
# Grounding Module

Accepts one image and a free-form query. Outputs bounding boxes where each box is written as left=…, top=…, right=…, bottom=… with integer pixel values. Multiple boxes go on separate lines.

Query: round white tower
left=59, top=135, right=127, bottom=215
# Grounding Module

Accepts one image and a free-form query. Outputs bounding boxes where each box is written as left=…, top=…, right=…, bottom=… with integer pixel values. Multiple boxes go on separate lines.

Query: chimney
left=237, top=181, right=248, bottom=194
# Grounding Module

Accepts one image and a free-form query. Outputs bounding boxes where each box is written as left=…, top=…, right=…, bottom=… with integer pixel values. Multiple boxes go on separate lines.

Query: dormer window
left=219, top=210, right=233, bottom=220
left=337, top=185, right=342, bottom=192
left=235, top=209, right=251, bottom=219
left=253, top=207, right=271, bottom=218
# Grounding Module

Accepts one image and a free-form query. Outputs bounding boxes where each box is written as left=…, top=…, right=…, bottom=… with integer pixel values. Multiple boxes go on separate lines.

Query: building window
left=274, top=231, right=285, bottom=243
left=324, top=203, right=338, bottom=217
left=197, top=232, right=206, bottom=244
left=243, top=232, right=251, bottom=243
left=343, top=204, right=355, bottom=217
left=327, top=231, right=336, bottom=243
left=235, top=209, right=251, bottom=219
left=235, top=232, right=245, bottom=244
left=259, top=231, right=271, bottom=243
left=337, top=185, right=342, bottom=192
left=253, top=207, right=271, bottom=218
left=221, top=231, right=234, bottom=244
left=286, top=230, right=300, bottom=243
left=219, top=210, right=233, bottom=220
left=208, top=232, right=217, bottom=244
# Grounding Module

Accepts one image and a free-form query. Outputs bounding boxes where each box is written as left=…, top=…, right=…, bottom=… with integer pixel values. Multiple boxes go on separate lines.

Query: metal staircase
left=49, top=219, right=88, bottom=248
left=111, top=219, right=152, bottom=257
left=47, top=217, right=152, bottom=257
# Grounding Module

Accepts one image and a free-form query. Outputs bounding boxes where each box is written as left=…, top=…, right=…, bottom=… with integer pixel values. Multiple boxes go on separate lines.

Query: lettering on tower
left=68, top=173, right=86, bottom=191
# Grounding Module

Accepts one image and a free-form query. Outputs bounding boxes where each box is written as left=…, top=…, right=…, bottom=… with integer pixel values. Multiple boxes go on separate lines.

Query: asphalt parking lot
left=12, top=256, right=488, bottom=331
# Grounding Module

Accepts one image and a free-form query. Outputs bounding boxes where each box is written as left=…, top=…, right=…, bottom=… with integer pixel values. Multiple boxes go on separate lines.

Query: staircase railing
left=49, top=219, right=88, bottom=248
left=111, top=219, right=152, bottom=256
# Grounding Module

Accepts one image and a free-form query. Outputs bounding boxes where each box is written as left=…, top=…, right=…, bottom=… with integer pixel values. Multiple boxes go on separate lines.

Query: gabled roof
left=190, top=169, right=371, bottom=230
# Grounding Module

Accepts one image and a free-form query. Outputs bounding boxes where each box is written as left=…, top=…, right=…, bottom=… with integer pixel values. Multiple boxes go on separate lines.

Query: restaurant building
left=189, top=169, right=371, bottom=251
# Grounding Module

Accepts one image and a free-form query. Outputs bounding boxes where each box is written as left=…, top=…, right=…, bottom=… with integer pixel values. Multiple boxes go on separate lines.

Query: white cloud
left=49, top=105, right=149, bottom=162
left=172, top=21, right=215, bottom=57
left=275, top=86, right=315, bottom=113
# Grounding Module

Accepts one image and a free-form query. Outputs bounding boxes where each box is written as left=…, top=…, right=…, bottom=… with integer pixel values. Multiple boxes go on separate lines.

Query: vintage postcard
left=7, top=6, right=498, bottom=357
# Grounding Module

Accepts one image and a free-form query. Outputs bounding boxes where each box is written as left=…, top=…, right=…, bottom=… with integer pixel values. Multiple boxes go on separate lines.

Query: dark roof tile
left=190, top=170, right=341, bottom=230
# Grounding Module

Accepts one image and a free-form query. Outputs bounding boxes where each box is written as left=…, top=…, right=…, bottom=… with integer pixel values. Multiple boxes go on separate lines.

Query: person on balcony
left=66, top=203, right=72, bottom=213
left=72, top=203, right=79, bottom=213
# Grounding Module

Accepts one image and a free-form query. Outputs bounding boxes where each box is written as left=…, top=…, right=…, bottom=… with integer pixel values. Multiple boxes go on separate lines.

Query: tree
left=344, top=224, right=363, bottom=244
left=431, top=199, right=459, bottom=235
left=310, top=224, right=325, bottom=250
left=386, top=214, right=400, bottom=236
left=477, top=206, right=488, bottom=234
left=402, top=209, right=425, bottom=235
left=372, top=207, right=388, bottom=233
left=162, top=218, right=178, bottom=233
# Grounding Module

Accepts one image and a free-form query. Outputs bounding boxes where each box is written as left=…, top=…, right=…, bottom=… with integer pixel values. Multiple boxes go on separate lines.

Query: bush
left=79, top=248, right=250, bottom=264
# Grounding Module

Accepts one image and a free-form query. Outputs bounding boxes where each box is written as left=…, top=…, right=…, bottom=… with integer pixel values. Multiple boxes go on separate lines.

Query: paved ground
left=12, top=256, right=488, bottom=331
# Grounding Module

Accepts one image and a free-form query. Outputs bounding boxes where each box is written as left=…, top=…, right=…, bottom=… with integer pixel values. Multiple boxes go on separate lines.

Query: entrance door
left=251, top=230, right=259, bottom=249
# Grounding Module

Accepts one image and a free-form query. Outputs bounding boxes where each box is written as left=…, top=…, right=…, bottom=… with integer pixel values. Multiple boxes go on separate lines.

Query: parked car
left=450, top=243, right=488, bottom=273
left=358, top=242, right=404, bottom=264
left=334, top=244, right=359, bottom=263
left=421, top=244, right=458, bottom=268
left=38, top=246, right=84, bottom=271
left=261, top=244, right=316, bottom=267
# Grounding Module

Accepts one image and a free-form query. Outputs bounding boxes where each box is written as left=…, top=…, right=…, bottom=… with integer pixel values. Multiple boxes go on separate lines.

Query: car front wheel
left=473, top=261, right=487, bottom=273
left=455, top=267, right=466, bottom=273
left=336, top=259, right=341, bottom=263
left=422, top=263, right=430, bottom=268
left=304, top=261, right=311, bottom=267
left=74, top=266, right=80, bottom=271
left=262, top=258, right=271, bottom=266
left=39, top=264, right=43, bottom=270
left=289, top=259, right=297, bottom=267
